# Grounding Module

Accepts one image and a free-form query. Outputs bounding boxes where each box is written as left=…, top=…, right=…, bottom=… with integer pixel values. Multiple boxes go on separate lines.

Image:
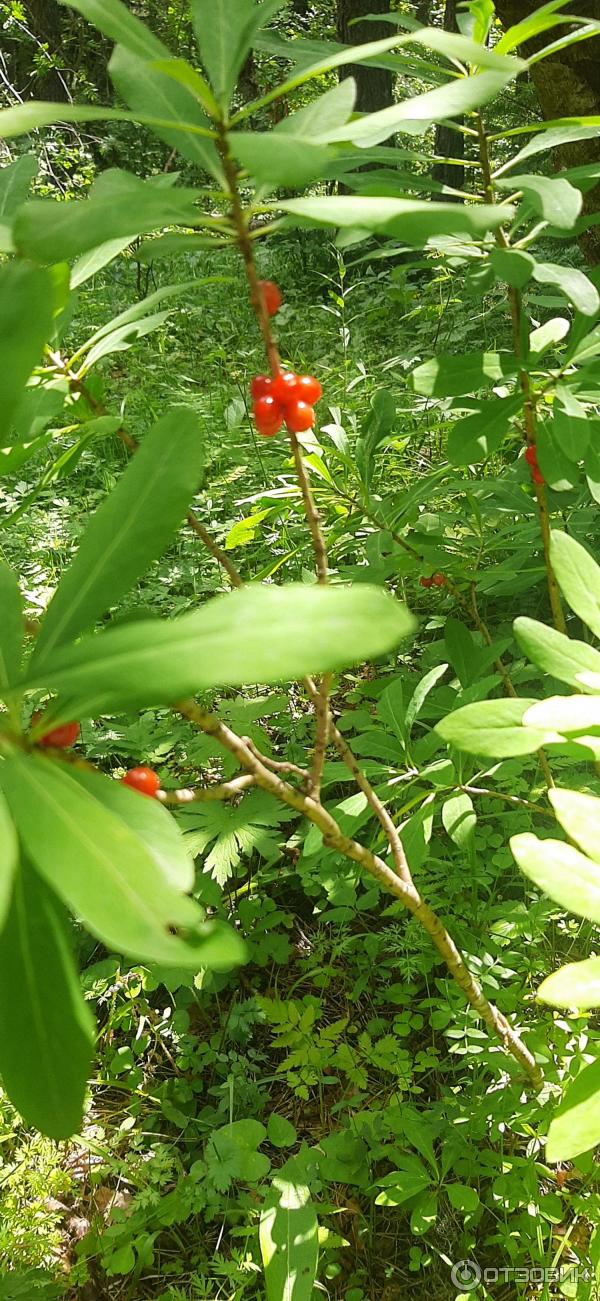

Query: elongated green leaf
left=510, top=832, right=600, bottom=922
left=549, top=787, right=600, bottom=865
left=447, top=393, right=523, bottom=466
left=496, top=172, right=582, bottom=229
left=435, top=698, right=562, bottom=757
left=0, top=154, right=37, bottom=222
left=68, top=767, right=195, bottom=891
left=0, top=263, right=55, bottom=440
left=0, top=787, right=18, bottom=931
left=0, top=100, right=214, bottom=142
left=550, top=530, right=600, bottom=639
left=191, top=0, right=284, bottom=106
left=412, top=351, right=516, bottom=397
left=31, top=407, right=204, bottom=669
left=378, top=678, right=407, bottom=746
left=489, top=247, right=535, bottom=288
left=546, top=1059, right=600, bottom=1161
left=551, top=387, right=591, bottom=461
left=260, top=1161, right=319, bottom=1301
left=405, top=664, right=447, bottom=734
left=495, top=1, right=579, bottom=54
left=14, top=170, right=206, bottom=265
left=278, top=78, right=356, bottom=140
left=442, top=792, right=476, bottom=860
left=276, top=196, right=514, bottom=245
left=529, top=316, right=570, bottom=356
left=0, top=563, right=23, bottom=690
left=229, top=132, right=331, bottom=188
left=72, top=279, right=220, bottom=360
left=59, top=0, right=165, bottom=58
left=71, top=236, right=137, bottom=288
left=150, top=58, right=220, bottom=117
left=540, top=958, right=600, bottom=1010
left=326, top=71, right=519, bottom=146
left=536, top=420, right=577, bottom=492
left=497, top=124, right=600, bottom=177
left=108, top=45, right=221, bottom=178
left=0, top=862, right=94, bottom=1138
left=22, top=584, right=415, bottom=714
left=514, top=617, right=600, bottom=693
left=0, top=754, right=244, bottom=970
left=532, top=261, right=599, bottom=315
left=78, top=310, right=171, bottom=371
left=524, top=695, right=600, bottom=735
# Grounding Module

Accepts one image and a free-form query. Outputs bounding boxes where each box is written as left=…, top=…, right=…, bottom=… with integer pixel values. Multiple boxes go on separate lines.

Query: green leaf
left=70, top=236, right=137, bottom=288
left=539, top=958, right=600, bottom=1010
left=529, top=316, right=570, bottom=356
left=496, top=1, right=579, bottom=54
left=260, top=1161, right=319, bottom=1301
left=0, top=263, right=55, bottom=441
left=441, top=793, right=476, bottom=861
left=551, top=387, right=591, bottom=461
left=495, top=173, right=582, bottom=229
left=510, top=831, right=600, bottom=923
left=266, top=1114, right=297, bottom=1148
left=412, top=350, right=516, bottom=397
left=405, top=664, right=448, bottom=734
left=68, top=767, right=195, bottom=891
left=375, top=1160, right=431, bottom=1206
left=0, top=786, right=18, bottom=932
left=59, top=0, right=165, bottom=59
left=108, top=45, right=220, bottom=178
left=278, top=77, right=356, bottom=139
left=499, top=123, right=600, bottom=176
left=0, top=563, right=23, bottom=691
left=229, top=131, right=330, bottom=188
left=148, top=58, right=220, bottom=118
left=0, top=754, right=245, bottom=970
left=445, top=1183, right=479, bottom=1214
left=435, top=698, right=561, bottom=757
left=14, top=170, right=207, bottom=264
left=326, top=71, right=521, bottom=147
left=546, top=1059, right=600, bottom=1162
left=0, top=862, right=94, bottom=1138
left=378, top=677, right=407, bottom=747
left=536, top=420, right=578, bottom=492
left=514, top=617, right=600, bottom=693
left=550, top=530, right=600, bottom=639
left=524, top=695, right=600, bottom=735
left=444, top=618, right=479, bottom=687
left=0, top=155, right=37, bottom=223
left=489, top=247, right=535, bottom=289
left=0, top=99, right=216, bottom=144
left=30, top=407, right=203, bottom=669
left=21, top=584, right=415, bottom=714
left=447, top=393, right=523, bottom=466
left=191, top=0, right=284, bottom=106
left=276, top=196, right=514, bottom=245
left=549, top=787, right=600, bottom=865
left=531, top=262, right=600, bottom=316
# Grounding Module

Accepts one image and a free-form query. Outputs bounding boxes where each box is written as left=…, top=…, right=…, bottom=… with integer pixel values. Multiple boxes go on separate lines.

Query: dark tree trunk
left=337, top=0, right=393, bottom=114
left=495, top=0, right=600, bottom=261
left=24, top=0, right=69, bottom=100
left=432, top=0, right=465, bottom=196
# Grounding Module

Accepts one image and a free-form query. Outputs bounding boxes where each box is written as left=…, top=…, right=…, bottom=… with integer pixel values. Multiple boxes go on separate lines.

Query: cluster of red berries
left=121, top=765, right=161, bottom=799
left=525, top=443, right=544, bottom=485
left=251, top=370, right=323, bottom=438
left=31, top=711, right=80, bottom=748
left=420, top=573, right=446, bottom=589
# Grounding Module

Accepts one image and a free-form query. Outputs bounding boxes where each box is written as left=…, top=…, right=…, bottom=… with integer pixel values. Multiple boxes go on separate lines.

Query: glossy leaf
left=536, top=420, right=578, bottom=492
left=495, top=173, right=582, bottom=229
left=229, top=132, right=331, bottom=188
left=22, top=584, right=415, bottom=713
left=31, top=407, right=203, bottom=669
left=514, top=617, right=600, bottom=693
left=549, top=787, right=600, bottom=865
left=539, top=958, right=600, bottom=1010
left=260, top=1161, right=319, bottom=1301
left=550, top=530, right=600, bottom=639
left=14, top=170, right=206, bottom=265
left=326, top=71, right=520, bottom=147
left=277, top=196, right=514, bottom=245
left=498, top=123, right=600, bottom=177
left=71, top=236, right=137, bottom=288
left=191, top=0, right=284, bottom=106
left=0, top=862, right=94, bottom=1138
left=0, top=754, right=245, bottom=970
left=59, top=0, right=164, bottom=58
left=510, top=832, right=600, bottom=923
left=546, top=1059, right=600, bottom=1161
left=412, top=351, right=516, bottom=397
left=0, top=263, right=55, bottom=441
left=524, top=695, right=600, bottom=735
left=108, top=45, right=220, bottom=178
left=435, top=698, right=561, bottom=758
left=447, top=393, right=523, bottom=466
left=0, top=563, right=23, bottom=691
left=69, top=766, right=195, bottom=891
left=496, top=1, right=581, bottom=54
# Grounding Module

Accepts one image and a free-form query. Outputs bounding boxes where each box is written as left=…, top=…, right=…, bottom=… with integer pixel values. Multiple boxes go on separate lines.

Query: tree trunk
left=337, top=0, right=393, bottom=114
left=24, top=0, right=69, bottom=100
left=432, top=0, right=465, bottom=196
left=494, top=0, right=600, bottom=261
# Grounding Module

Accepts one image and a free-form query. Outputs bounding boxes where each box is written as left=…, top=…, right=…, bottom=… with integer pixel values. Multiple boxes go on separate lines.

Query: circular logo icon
left=451, top=1259, right=482, bottom=1291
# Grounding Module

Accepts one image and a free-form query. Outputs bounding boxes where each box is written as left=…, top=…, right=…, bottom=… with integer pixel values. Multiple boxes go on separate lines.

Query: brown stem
left=306, top=671, right=332, bottom=801
left=242, top=736, right=309, bottom=781
left=160, top=774, right=255, bottom=804
left=178, top=699, right=542, bottom=1087
left=475, top=114, right=566, bottom=636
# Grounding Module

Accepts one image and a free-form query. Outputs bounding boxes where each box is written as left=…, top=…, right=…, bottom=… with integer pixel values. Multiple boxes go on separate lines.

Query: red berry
left=293, top=374, right=323, bottom=404
left=251, top=374, right=273, bottom=400
left=31, top=711, right=80, bottom=748
left=271, top=370, right=298, bottom=403
left=258, top=280, right=282, bottom=316
left=284, top=400, right=315, bottom=433
left=432, top=573, right=446, bottom=587
left=525, top=444, right=538, bottom=466
left=532, top=467, right=545, bottom=485
left=121, top=766, right=161, bottom=798
left=253, top=395, right=283, bottom=437
left=419, top=576, right=433, bottom=588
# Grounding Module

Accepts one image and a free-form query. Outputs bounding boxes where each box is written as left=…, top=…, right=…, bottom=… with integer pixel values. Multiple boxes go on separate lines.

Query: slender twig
left=306, top=671, right=332, bottom=801
left=159, top=774, right=255, bottom=804
left=242, top=736, right=309, bottom=781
